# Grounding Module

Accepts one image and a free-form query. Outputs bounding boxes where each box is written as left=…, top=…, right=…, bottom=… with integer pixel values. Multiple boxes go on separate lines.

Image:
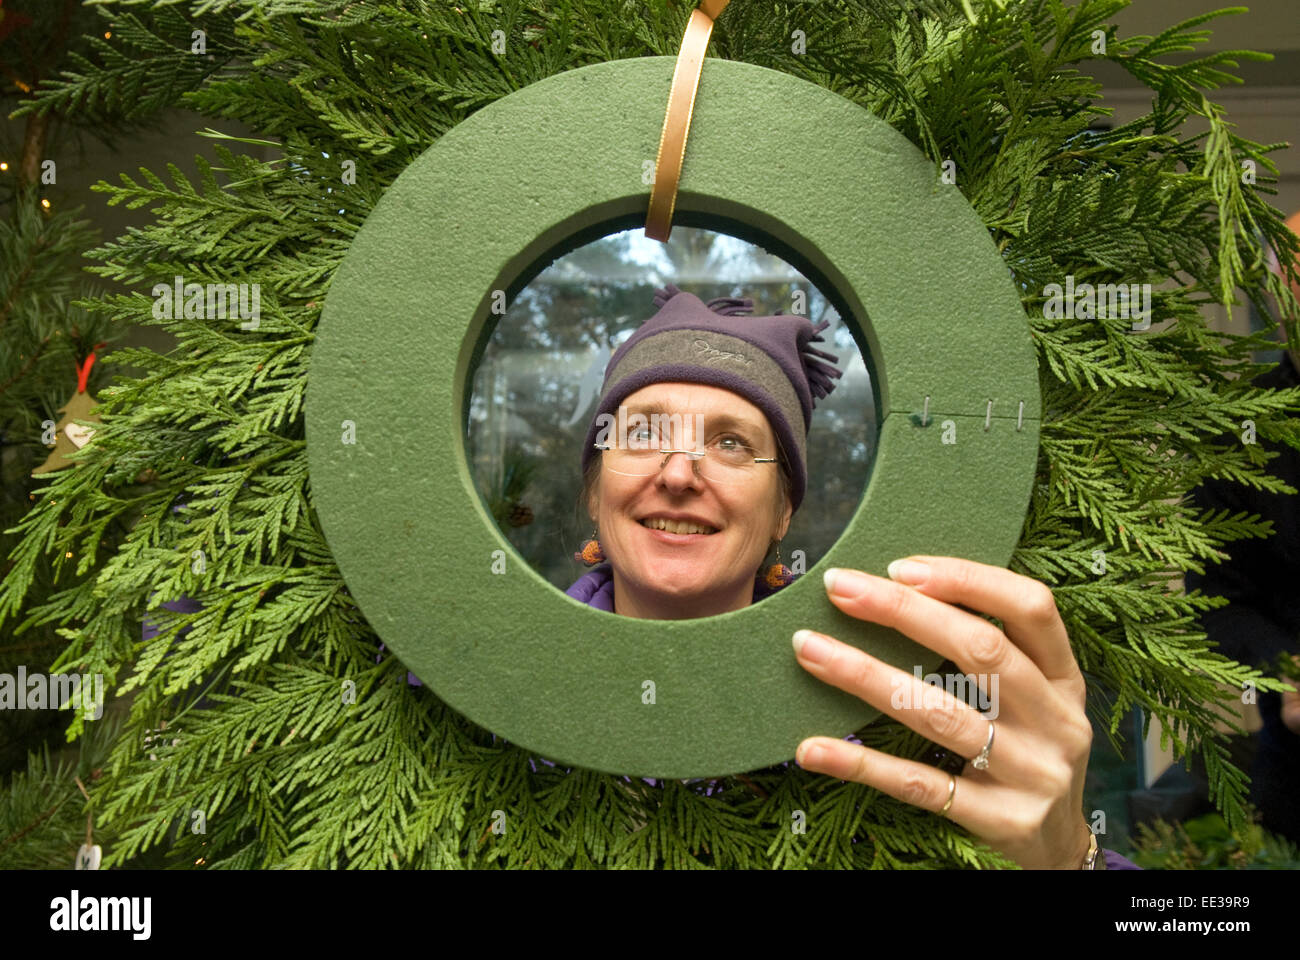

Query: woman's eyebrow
left=702, top=413, right=764, bottom=435
left=625, top=403, right=764, bottom=436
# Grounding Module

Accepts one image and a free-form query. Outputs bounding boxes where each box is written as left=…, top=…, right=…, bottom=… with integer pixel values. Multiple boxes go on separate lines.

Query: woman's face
left=588, top=382, right=793, bottom=619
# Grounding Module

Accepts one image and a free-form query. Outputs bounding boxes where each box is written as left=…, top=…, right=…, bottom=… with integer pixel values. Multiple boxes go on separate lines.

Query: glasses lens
left=697, top=446, right=760, bottom=484
left=602, top=446, right=685, bottom=477
left=601, top=447, right=763, bottom=483
left=625, top=423, right=661, bottom=452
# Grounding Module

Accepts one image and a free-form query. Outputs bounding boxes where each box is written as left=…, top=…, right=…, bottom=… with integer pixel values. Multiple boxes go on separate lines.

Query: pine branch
left=11, top=5, right=241, bottom=129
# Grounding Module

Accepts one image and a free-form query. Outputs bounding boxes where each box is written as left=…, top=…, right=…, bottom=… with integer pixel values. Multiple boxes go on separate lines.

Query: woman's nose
left=656, top=451, right=704, bottom=491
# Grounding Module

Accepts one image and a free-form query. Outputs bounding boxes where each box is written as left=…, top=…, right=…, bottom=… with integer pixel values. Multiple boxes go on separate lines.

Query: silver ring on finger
left=970, top=719, right=995, bottom=771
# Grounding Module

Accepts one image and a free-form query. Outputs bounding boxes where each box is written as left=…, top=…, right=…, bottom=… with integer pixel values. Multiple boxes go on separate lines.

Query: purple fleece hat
left=579, top=284, right=843, bottom=511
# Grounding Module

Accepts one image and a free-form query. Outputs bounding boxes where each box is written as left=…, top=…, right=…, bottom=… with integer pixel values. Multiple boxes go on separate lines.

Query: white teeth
left=641, top=517, right=716, bottom=535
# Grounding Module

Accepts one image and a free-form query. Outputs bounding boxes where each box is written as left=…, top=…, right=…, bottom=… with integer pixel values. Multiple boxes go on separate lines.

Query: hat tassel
left=802, top=320, right=844, bottom=404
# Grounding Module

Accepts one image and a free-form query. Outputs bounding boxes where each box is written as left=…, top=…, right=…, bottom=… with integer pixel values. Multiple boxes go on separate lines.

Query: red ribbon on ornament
left=76, top=343, right=107, bottom=394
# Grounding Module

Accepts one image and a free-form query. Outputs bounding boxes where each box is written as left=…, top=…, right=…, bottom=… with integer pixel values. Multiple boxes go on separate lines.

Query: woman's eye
left=714, top=436, right=751, bottom=453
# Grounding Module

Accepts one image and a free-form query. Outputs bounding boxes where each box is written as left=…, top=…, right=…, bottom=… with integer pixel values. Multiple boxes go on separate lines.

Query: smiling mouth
left=639, top=517, right=719, bottom=535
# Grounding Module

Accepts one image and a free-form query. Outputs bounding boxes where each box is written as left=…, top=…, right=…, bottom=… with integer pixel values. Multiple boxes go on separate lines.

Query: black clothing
left=1184, top=352, right=1300, bottom=844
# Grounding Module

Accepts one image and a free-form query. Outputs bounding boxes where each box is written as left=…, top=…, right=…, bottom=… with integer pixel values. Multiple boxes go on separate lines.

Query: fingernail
left=823, top=567, right=867, bottom=598
left=797, top=742, right=824, bottom=767
left=792, top=629, right=831, bottom=664
left=887, top=558, right=930, bottom=585
left=823, top=568, right=840, bottom=594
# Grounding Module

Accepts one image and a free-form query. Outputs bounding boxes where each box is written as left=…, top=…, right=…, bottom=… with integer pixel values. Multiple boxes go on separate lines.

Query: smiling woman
left=577, top=383, right=794, bottom=619
left=465, top=226, right=874, bottom=596
left=565, top=283, right=833, bottom=619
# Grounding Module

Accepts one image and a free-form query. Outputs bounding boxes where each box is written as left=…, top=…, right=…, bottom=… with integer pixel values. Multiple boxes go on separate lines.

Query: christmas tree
left=0, top=0, right=146, bottom=866
left=2, top=0, right=1299, bottom=869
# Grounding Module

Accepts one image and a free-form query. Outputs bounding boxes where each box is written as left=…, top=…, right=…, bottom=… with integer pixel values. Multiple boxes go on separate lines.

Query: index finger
left=820, top=568, right=1060, bottom=717
left=884, top=555, right=1079, bottom=682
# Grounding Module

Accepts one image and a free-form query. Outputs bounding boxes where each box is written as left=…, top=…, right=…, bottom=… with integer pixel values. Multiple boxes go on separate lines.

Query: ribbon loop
left=645, top=1, right=732, bottom=241
left=75, top=342, right=107, bottom=394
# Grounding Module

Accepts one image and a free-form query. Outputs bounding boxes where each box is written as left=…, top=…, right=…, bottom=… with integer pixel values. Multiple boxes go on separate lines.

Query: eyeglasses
left=594, top=427, right=778, bottom=485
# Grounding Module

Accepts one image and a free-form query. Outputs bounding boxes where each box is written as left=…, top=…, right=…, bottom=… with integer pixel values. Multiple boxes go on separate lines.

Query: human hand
left=791, top=556, right=1094, bottom=869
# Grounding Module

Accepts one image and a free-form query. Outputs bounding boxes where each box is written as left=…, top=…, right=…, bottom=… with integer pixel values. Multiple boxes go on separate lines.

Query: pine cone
left=507, top=501, right=533, bottom=527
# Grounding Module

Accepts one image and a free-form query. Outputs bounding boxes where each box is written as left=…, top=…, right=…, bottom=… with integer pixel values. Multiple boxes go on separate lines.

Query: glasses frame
left=592, top=442, right=778, bottom=481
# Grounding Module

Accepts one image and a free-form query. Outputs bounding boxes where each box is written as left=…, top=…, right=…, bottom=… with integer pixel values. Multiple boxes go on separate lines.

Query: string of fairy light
left=1, top=24, right=118, bottom=210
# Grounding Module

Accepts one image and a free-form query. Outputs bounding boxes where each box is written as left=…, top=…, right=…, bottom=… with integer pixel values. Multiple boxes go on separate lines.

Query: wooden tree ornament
left=32, top=348, right=103, bottom=476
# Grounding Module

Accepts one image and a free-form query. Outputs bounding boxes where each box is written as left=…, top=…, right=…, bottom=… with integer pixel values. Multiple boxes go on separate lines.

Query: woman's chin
left=630, top=557, right=726, bottom=596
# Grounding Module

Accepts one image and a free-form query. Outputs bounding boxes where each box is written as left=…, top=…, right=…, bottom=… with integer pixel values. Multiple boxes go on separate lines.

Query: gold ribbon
left=645, top=0, right=731, bottom=242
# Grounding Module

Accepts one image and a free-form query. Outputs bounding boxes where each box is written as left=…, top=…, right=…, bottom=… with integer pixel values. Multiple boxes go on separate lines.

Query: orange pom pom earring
left=575, top=528, right=605, bottom=566
left=764, top=540, right=795, bottom=589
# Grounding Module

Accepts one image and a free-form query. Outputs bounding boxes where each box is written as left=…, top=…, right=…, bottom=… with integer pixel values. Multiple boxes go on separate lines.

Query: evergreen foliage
left=1, top=0, right=133, bottom=783
left=2, top=0, right=1299, bottom=868
left=0, top=192, right=116, bottom=775
left=0, top=713, right=126, bottom=870
left=1130, top=809, right=1300, bottom=870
